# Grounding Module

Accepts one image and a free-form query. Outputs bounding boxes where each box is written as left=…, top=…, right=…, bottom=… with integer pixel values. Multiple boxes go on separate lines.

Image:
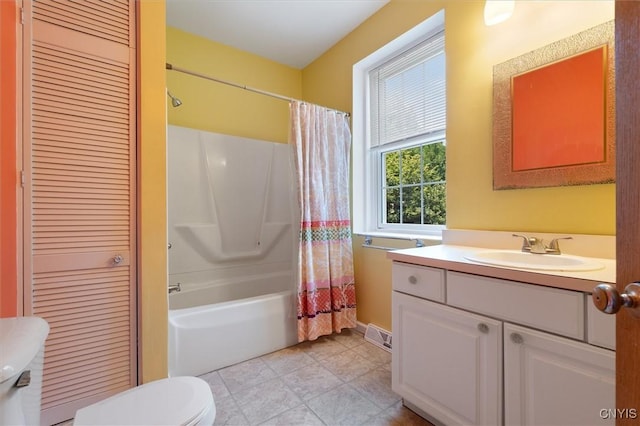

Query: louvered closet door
left=23, top=1, right=137, bottom=424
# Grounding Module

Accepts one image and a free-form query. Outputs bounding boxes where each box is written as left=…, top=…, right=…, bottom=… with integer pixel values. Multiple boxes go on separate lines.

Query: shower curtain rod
left=166, top=63, right=350, bottom=117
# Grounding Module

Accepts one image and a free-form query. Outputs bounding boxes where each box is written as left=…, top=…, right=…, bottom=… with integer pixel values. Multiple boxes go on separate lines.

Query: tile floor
left=199, top=329, right=435, bottom=426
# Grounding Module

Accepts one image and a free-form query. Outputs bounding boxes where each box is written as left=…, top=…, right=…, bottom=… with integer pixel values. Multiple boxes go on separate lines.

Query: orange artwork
left=492, top=21, right=615, bottom=190
left=512, top=47, right=606, bottom=171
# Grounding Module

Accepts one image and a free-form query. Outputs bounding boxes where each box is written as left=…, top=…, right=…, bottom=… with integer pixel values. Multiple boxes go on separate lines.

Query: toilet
left=0, top=316, right=49, bottom=426
left=74, top=376, right=215, bottom=426
left=0, top=317, right=215, bottom=426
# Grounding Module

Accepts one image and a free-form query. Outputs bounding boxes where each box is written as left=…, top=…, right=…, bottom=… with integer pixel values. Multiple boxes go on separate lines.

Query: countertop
left=387, top=244, right=615, bottom=293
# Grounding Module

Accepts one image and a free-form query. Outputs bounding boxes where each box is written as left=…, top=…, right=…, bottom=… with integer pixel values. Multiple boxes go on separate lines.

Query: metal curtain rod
left=165, top=63, right=350, bottom=117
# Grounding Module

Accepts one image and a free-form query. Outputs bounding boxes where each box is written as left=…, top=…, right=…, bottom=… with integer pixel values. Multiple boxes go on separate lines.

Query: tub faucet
left=169, top=283, right=181, bottom=294
left=512, top=234, right=572, bottom=255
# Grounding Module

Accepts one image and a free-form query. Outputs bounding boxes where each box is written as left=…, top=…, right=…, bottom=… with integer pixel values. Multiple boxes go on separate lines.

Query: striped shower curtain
left=289, top=101, right=356, bottom=342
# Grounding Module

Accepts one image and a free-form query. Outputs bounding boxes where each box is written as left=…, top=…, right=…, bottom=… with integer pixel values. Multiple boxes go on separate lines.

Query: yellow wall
left=166, top=27, right=302, bottom=143
left=302, top=0, right=615, bottom=330
left=138, top=0, right=168, bottom=383
left=445, top=0, right=614, bottom=234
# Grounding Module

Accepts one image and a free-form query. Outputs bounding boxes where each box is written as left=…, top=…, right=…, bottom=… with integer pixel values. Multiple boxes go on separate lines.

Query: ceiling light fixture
left=484, top=0, right=515, bottom=26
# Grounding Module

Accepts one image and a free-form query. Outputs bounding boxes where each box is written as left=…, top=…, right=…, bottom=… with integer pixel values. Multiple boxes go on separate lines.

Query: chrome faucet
left=512, top=234, right=572, bottom=255
left=168, top=283, right=181, bottom=294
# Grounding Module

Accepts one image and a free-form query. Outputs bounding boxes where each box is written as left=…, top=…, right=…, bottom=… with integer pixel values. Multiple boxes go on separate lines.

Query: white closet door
left=22, top=1, right=137, bottom=424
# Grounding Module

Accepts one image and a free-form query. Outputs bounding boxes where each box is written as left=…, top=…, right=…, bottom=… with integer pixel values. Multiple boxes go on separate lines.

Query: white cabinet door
left=392, top=291, right=502, bottom=425
left=504, top=323, right=615, bottom=426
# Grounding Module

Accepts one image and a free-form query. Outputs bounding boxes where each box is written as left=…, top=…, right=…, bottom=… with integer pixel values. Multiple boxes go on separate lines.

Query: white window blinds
left=370, top=31, right=445, bottom=147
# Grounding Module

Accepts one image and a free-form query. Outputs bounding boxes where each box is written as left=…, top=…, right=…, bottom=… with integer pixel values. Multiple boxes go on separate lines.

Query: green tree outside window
left=383, top=141, right=446, bottom=225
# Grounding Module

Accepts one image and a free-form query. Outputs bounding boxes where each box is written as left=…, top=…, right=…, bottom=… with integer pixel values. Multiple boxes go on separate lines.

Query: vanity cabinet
left=391, top=262, right=615, bottom=426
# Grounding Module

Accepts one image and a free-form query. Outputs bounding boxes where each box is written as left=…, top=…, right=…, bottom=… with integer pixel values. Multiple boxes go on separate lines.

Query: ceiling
left=166, top=0, right=389, bottom=69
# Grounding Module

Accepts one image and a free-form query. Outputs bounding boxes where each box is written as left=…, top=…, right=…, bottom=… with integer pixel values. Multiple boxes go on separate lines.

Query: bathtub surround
left=290, top=101, right=357, bottom=342
left=168, top=125, right=295, bottom=277
left=168, top=125, right=297, bottom=375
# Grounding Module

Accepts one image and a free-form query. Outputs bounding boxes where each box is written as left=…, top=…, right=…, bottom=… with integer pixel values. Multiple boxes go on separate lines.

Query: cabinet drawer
left=587, top=299, right=616, bottom=350
left=392, top=262, right=445, bottom=302
left=447, top=271, right=584, bottom=339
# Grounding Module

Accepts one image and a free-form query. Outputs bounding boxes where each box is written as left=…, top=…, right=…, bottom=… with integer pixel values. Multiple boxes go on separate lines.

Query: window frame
left=352, top=10, right=446, bottom=239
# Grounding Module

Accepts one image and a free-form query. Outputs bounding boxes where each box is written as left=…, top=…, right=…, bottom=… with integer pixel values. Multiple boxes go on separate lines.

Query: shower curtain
left=290, top=100, right=356, bottom=342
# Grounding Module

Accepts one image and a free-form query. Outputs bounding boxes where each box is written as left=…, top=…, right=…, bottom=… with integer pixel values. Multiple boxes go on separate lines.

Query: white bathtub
left=168, top=271, right=298, bottom=377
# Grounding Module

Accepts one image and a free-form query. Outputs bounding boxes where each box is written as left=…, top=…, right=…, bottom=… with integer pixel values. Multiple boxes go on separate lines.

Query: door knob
left=113, top=254, right=124, bottom=265
left=592, top=283, right=640, bottom=314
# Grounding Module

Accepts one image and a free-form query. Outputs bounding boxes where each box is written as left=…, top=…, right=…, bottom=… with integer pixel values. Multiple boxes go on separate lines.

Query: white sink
left=464, top=250, right=604, bottom=272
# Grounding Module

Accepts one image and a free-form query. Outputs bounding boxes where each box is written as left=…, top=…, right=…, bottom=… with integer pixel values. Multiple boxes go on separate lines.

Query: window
left=353, top=11, right=446, bottom=238
left=382, top=141, right=446, bottom=226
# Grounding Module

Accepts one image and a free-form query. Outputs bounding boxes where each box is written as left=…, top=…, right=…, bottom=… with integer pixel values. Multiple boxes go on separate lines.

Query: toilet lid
left=74, top=376, right=213, bottom=426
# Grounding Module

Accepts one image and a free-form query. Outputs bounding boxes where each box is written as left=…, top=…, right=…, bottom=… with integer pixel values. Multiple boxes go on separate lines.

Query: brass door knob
left=592, top=283, right=640, bottom=314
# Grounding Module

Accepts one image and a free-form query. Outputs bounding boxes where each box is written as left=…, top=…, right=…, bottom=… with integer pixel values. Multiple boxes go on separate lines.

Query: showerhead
left=167, top=90, right=182, bottom=107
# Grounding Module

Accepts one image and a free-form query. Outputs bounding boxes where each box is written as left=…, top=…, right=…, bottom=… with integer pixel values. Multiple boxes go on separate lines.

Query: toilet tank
left=0, top=317, right=50, bottom=426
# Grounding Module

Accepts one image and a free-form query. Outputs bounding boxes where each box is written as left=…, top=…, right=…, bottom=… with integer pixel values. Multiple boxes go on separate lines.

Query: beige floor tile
left=233, top=378, right=302, bottom=425
left=258, top=404, right=324, bottom=426
left=306, top=383, right=381, bottom=425
left=218, top=357, right=277, bottom=394
left=317, top=348, right=376, bottom=382
left=281, top=362, right=344, bottom=401
left=349, top=366, right=401, bottom=409
left=352, top=341, right=392, bottom=366
left=260, top=345, right=316, bottom=375
left=302, top=335, right=349, bottom=361
left=213, top=396, right=250, bottom=426
left=365, top=400, right=437, bottom=426
left=206, top=331, right=434, bottom=426
left=200, top=370, right=232, bottom=400
left=329, top=328, right=367, bottom=348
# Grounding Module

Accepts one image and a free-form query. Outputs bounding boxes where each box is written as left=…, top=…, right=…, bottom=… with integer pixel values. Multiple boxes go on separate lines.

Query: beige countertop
left=387, top=244, right=615, bottom=293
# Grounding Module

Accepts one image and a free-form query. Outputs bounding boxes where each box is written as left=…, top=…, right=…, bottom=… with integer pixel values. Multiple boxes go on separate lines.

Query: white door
left=22, top=1, right=137, bottom=424
left=392, top=291, right=502, bottom=425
